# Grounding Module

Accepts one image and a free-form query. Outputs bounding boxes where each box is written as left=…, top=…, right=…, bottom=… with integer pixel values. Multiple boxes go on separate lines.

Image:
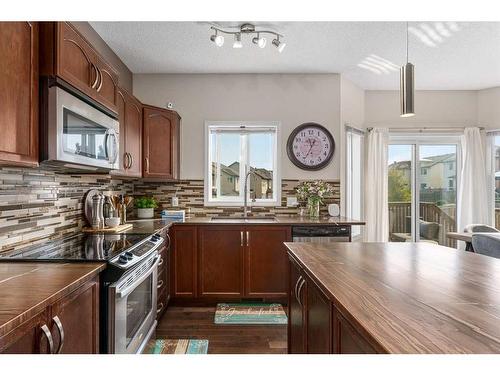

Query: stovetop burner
left=0, top=232, right=151, bottom=262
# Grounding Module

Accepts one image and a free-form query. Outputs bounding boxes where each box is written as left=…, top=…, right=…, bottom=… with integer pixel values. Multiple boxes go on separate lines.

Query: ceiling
left=90, top=21, right=500, bottom=90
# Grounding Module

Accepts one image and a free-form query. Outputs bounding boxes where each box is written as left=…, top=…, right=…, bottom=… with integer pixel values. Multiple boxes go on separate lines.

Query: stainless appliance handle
left=40, top=324, right=54, bottom=354
left=118, top=255, right=161, bottom=298
left=104, top=129, right=118, bottom=165
left=53, top=315, right=65, bottom=354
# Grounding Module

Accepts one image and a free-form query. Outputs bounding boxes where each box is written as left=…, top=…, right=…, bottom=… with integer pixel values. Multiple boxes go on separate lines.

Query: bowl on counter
left=105, top=217, right=121, bottom=228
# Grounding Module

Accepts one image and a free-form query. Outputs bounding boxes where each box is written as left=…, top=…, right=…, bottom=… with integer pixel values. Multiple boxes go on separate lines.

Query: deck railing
left=389, top=202, right=457, bottom=247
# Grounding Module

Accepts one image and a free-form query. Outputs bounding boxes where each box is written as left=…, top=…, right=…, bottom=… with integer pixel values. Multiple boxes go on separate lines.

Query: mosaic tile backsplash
left=0, top=166, right=340, bottom=253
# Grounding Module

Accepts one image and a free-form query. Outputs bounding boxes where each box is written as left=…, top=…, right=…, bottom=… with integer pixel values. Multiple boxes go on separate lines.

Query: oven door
left=48, top=86, right=119, bottom=170
left=108, top=252, right=160, bottom=354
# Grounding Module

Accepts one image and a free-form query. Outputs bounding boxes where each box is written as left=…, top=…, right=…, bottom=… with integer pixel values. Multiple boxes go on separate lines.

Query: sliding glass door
left=388, top=137, right=460, bottom=246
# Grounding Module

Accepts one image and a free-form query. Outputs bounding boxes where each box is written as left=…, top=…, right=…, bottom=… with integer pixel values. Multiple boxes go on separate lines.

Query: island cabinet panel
left=0, top=310, right=50, bottom=354
left=334, top=310, right=377, bottom=354
left=245, top=226, right=291, bottom=298
left=49, top=278, right=99, bottom=354
left=305, top=279, right=332, bottom=353
left=171, top=225, right=198, bottom=298
left=143, top=106, right=181, bottom=180
left=198, top=226, right=245, bottom=298
left=288, top=258, right=306, bottom=354
left=0, top=22, right=39, bottom=167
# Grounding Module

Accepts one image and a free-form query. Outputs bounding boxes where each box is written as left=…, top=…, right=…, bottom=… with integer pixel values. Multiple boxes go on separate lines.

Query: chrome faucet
left=243, top=169, right=255, bottom=218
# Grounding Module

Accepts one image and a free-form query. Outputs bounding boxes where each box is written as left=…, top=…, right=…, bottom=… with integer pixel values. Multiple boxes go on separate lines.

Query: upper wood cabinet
left=40, top=22, right=119, bottom=114
left=113, top=89, right=143, bottom=177
left=0, top=22, right=39, bottom=167
left=143, top=106, right=181, bottom=180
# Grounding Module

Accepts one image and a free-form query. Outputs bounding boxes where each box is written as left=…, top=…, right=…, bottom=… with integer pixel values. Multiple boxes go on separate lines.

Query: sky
left=388, top=144, right=457, bottom=164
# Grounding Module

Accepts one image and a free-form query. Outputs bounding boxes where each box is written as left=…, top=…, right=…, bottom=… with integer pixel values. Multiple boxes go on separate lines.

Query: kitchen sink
left=211, top=216, right=277, bottom=223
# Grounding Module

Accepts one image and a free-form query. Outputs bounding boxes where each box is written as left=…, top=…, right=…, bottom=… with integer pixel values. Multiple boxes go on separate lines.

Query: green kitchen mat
left=214, top=303, right=287, bottom=325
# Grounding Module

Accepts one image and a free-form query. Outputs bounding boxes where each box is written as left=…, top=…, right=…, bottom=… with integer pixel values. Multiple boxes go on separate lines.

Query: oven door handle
left=117, top=255, right=160, bottom=298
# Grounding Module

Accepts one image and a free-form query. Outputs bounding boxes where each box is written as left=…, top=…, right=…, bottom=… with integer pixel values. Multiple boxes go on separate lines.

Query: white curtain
left=458, top=127, right=491, bottom=234
left=364, top=128, right=389, bottom=242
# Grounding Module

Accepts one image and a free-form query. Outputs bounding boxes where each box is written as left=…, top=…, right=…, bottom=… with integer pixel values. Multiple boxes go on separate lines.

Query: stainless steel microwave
left=41, top=85, right=120, bottom=171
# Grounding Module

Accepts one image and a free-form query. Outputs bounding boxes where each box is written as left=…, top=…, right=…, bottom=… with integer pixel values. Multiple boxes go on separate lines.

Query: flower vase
left=307, top=197, right=320, bottom=218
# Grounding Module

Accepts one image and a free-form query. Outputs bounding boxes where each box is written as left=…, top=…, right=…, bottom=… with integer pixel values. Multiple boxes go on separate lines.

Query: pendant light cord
left=406, top=21, right=409, bottom=63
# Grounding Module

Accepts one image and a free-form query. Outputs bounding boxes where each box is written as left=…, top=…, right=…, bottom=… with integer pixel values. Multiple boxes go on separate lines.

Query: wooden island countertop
left=285, top=241, right=500, bottom=353
left=0, top=262, right=105, bottom=337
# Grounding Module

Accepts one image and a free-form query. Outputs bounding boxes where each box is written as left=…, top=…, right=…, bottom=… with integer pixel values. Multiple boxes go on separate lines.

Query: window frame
left=204, top=121, right=281, bottom=207
left=345, top=125, right=365, bottom=239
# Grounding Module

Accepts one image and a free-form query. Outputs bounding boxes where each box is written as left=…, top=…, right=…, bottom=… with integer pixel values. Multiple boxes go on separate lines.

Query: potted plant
left=135, top=196, right=158, bottom=219
left=296, top=180, right=334, bottom=218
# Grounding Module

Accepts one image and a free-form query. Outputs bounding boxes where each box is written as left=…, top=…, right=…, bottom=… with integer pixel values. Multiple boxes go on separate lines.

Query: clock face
left=286, top=123, right=335, bottom=170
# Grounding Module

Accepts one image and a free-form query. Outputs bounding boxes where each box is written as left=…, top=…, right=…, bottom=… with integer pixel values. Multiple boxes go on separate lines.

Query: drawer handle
left=156, top=302, right=164, bottom=314
left=157, top=279, right=164, bottom=289
left=158, top=257, right=164, bottom=267
left=294, top=276, right=302, bottom=305
left=53, top=315, right=65, bottom=354
left=40, top=324, right=54, bottom=354
left=297, top=278, right=306, bottom=307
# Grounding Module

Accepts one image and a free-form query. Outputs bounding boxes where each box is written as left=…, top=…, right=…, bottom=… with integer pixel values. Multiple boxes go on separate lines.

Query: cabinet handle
left=157, top=279, right=164, bottom=289
left=52, top=315, right=65, bottom=354
left=145, top=157, right=150, bottom=172
left=158, top=257, right=164, bottom=266
left=96, top=67, right=103, bottom=92
left=123, top=153, right=129, bottom=170
left=246, top=231, right=250, bottom=246
left=156, top=302, right=164, bottom=314
left=294, top=276, right=302, bottom=305
left=297, top=278, right=306, bottom=307
left=91, top=63, right=99, bottom=89
left=128, top=153, right=134, bottom=169
left=40, top=324, right=54, bottom=354
left=240, top=231, right=244, bottom=246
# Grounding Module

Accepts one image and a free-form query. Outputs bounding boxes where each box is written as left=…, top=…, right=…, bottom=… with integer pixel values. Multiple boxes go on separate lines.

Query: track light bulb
left=233, top=33, right=243, bottom=48
left=210, top=32, right=224, bottom=47
left=272, top=38, right=286, bottom=53
left=252, top=34, right=267, bottom=48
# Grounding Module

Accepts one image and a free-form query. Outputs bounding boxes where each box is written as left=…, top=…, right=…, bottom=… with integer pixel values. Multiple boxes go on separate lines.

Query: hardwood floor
left=156, top=306, right=288, bottom=354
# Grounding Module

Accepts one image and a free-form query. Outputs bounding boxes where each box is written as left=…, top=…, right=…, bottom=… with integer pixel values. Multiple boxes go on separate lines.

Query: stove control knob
left=118, top=254, right=128, bottom=264
left=125, top=251, right=134, bottom=260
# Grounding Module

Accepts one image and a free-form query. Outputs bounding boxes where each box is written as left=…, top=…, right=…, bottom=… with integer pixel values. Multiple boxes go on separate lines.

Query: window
left=345, top=126, right=364, bottom=238
left=421, top=167, right=428, bottom=175
left=421, top=183, right=427, bottom=189
left=449, top=162, right=454, bottom=170
left=205, top=122, right=280, bottom=206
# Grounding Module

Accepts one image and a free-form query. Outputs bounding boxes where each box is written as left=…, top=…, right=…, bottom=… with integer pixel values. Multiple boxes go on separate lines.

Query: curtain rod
left=367, top=126, right=485, bottom=132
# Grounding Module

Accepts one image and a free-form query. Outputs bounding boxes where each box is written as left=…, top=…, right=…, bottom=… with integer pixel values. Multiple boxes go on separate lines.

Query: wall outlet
left=171, top=196, right=179, bottom=207
left=287, top=197, right=298, bottom=207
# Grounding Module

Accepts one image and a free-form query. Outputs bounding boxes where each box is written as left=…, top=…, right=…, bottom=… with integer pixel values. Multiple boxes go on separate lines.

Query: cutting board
left=82, top=223, right=133, bottom=233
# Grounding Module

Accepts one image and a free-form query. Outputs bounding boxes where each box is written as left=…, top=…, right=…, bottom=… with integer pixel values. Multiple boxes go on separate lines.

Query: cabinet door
left=143, top=106, right=180, bottom=179
left=0, top=22, right=38, bottom=167
left=0, top=309, right=51, bottom=354
left=94, top=56, right=119, bottom=114
left=288, top=259, right=306, bottom=354
left=172, top=225, right=197, bottom=298
left=245, top=226, right=291, bottom=298
left=306, top=279, right=332, bottom=353
left=334, top=310, right=376, bottom=354
left=124, top=94, right=143, bottom=177
left=57, top=22, right=96, bottom=97
left=198, top=226, right=244, bottom=298
left=50, top=278, right=99, bottom=354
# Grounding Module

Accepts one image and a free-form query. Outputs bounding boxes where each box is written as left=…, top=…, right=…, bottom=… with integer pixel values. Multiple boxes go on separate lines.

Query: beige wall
left=365, top=90, right=478, bottom=127
left=341, top=77, right=365, bottom=129
left=478, top=87, right=500, bottom=129
left=133, top=74, right=341, bottom=180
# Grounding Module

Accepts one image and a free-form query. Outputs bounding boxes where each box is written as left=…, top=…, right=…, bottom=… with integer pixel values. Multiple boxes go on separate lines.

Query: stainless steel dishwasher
left=292, top=225, right=351, bottom=243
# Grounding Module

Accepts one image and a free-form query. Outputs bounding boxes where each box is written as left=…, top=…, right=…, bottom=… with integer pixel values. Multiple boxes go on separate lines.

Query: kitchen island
left=286, top=241, right=500, bottom=354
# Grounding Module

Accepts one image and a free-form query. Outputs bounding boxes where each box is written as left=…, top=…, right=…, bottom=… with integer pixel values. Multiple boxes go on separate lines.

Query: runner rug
left=147, top=339, right=209, bottom=354
left=214, top=303, right=287, bottom=325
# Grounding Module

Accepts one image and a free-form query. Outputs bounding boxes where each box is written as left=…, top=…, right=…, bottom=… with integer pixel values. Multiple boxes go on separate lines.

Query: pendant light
left=400, top=22, right=415, bottom=117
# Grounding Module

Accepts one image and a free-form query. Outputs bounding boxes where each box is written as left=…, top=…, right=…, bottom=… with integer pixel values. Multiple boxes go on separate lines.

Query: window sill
left=204, top=200, right=281, bottom=208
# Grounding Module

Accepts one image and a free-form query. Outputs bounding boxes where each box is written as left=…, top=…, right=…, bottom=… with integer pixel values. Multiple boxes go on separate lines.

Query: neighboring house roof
left=211, top=162, right=239, bottom=177
left=226, top=161, right=272, bottom=180
left=389, top=153, right=456, bottom=170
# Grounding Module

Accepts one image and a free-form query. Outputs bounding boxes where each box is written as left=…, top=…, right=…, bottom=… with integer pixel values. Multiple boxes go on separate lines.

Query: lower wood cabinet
left=288, top=257, right=377, bottom=354
left=171, top=224, right=292, bottom=301
left=198, top=226, right=244, bottom=298
left=0, top=277, right=99, bottom=354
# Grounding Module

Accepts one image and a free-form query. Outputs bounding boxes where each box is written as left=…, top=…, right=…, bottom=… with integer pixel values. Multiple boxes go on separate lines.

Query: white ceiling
left=90, top=21, right=500, bottom=90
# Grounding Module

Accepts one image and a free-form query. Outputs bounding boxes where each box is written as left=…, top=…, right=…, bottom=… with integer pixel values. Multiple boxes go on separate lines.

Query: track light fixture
left=210, top=30, right=224, bottom=47
left=209, top=23, right=285, bottom=52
